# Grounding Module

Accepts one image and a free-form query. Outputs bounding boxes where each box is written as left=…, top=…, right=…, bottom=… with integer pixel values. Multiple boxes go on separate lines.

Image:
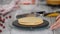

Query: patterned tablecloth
left=0, top=8, right=57, bottom=34
left=0, top=0, right=60, bottom=34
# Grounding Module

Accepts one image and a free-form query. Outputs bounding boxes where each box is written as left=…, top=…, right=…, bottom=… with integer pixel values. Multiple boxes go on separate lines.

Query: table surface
left=1, top=10, right=60, bottom=34
left=0, top=1, right=60, bottom=34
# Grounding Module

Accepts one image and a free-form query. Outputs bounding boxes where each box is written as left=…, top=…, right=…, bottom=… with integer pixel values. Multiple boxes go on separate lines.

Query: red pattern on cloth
left=0, top=0, right=20, bottom=15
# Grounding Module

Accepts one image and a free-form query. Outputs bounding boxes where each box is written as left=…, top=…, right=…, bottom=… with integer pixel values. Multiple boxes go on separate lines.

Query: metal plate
left=16, top=14, right=29, bottom=19
left=12, top=20, right=49, bottom=30
left=16, top=13, right=42, bottom=19
left=15, top=13, right=49, bottom=30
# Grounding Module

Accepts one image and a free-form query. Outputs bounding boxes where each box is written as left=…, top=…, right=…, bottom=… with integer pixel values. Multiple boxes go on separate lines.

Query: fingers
left=50, top=23, right=58, bottom=30
left=50, top=19, right=60, bottom=30
left=52, top=24, right=60, bottom=30
left=56, top=15, right=60, bottom=21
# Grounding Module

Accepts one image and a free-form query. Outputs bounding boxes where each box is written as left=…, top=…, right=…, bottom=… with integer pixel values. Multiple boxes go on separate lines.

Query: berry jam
left=0, top=23, right=3, bottom=26
left=3, top=26, right=5, bottom=29
left=9, top=16, right=11, bottom=18
left=0, top=30, right=2, bottom=33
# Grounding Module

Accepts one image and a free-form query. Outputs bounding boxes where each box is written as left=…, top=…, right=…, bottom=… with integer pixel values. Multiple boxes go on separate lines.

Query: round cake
left=18, top=17, right=43, bottom=25
left=46, top=13, right=60, bottom=17
left=47, top=0, right=60, bottom=5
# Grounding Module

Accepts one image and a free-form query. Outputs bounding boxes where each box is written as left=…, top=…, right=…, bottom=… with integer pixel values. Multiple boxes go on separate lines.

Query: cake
left=18, top=17, right=43, bottom=25
left=47, top=0, right=60, bottom=5
left=46, top=13, right=60, bottom=17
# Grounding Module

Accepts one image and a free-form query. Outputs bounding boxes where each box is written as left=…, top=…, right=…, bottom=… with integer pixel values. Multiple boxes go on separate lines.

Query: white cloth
left=11, top=28, right=53, bottom=34
left=0, top=0, right=19, bottom=15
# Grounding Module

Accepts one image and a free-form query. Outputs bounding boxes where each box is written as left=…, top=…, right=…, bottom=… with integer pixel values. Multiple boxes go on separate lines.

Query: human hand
left=50, top=15, right=60, bottom=30
left=56, top=15, right=60, bottom=21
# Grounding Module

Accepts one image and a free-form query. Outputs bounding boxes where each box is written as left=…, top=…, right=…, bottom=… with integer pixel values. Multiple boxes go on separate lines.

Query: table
left=1, top=9, right=59, bottom=34
left=0, top=1, right=60, bottom=34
